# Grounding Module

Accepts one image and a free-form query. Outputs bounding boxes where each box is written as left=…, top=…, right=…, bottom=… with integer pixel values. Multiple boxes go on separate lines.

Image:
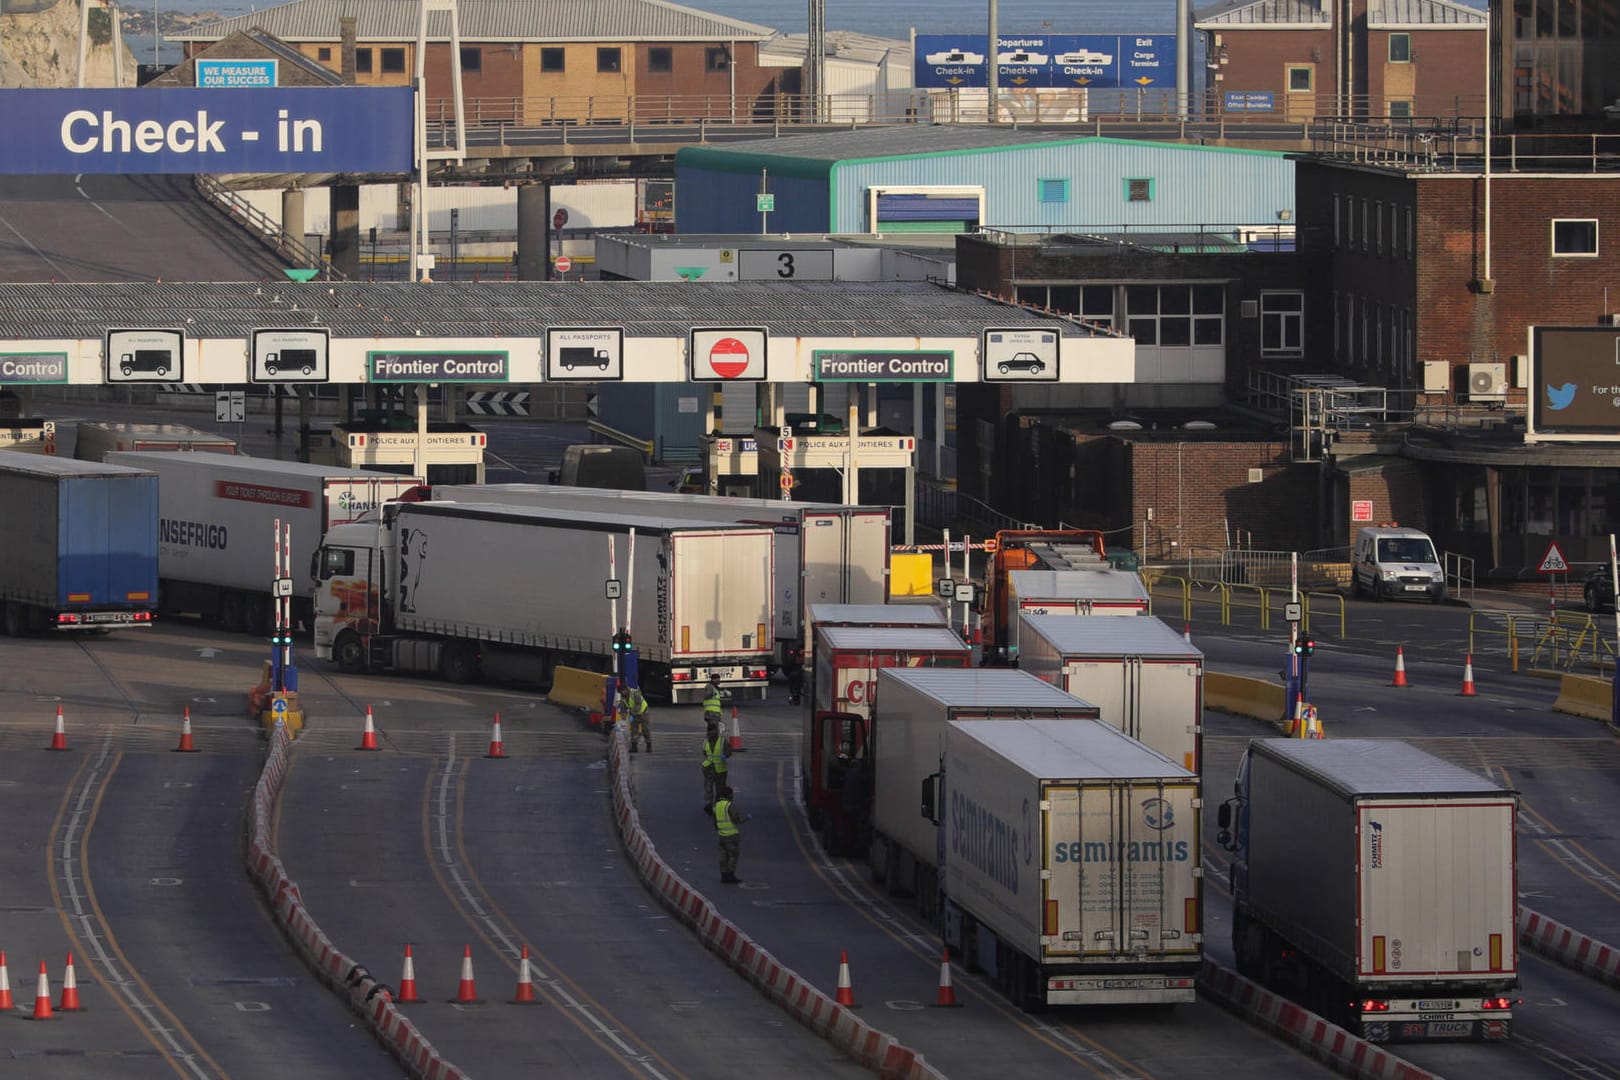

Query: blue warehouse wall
left=675, top=147, right=834, bottom=234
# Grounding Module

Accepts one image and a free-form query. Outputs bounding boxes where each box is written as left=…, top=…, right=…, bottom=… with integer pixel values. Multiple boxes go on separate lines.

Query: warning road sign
left=1537, top=541, right=1569, bottom=574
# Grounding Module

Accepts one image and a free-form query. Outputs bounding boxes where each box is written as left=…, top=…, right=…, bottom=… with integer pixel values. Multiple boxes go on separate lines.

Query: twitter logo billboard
left=1546, top=382, right=1578, bottom=411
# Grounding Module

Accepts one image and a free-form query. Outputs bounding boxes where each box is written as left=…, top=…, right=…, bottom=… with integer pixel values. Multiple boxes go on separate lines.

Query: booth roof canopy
left=0, top=280, right=1091, bottom=340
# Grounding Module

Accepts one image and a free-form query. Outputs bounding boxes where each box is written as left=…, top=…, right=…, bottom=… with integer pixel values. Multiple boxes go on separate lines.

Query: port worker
left=701, top=717, right=731, bottom=812
left=624, top=684, right=651, bottom=753
left=702, top=678, right=726, bottom=722
left=714, top=785, right=750, bottom=884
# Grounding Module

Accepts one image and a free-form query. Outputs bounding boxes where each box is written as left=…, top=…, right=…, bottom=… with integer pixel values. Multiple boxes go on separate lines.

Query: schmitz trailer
left=981, top=529, right=1107, bottom=662
left=802, top=624, right=971, bottom=852
left=921, top=718, right=1202, bottom=1008
left=436, top=484, right=890, bottom=677
left=313, top=501, right=775, bottom=702
left=1016, top=614, right=1203, bottom=773
left=1217, top=739, right=1518, bottom=1042
left=1003, top=569, right=1148, bottom=658
left=0, top=451, right=158, bottom=633
left=109, top=452, right=423, bottom=634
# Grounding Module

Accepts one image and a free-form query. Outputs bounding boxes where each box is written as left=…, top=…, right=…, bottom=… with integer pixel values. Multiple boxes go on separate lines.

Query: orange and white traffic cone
left=357, top=705, right=380, bottom=751
left=174, top=707, right=197, bottom=753
left=1287, top=693, right=1304, bottom=737
left=1391, top=646, right=1408, bottom=687
left=0, top=951, right=13, bottom=1011
left=834, top=950, right=858, bottom=1008
left=486, top=713, right=506, bottom=759
left=727, top=705, right=746, bottom=753
left=511, top=945, right=538, bottom=1004
left=453, top=945, right=482, bottom=1004
left=1184, top=622, right=1192, bottom=644
left=1460, top=654, right=1478, bottom=697
left=396, top=944, right=419, bottom=1003
left=47, top=705, right=68, bottom=752
left=1304, top=705, right=1325, bottom=740
left=58, top=954, right=81, bottom=1011
left=932, top=949, right=961, bottom=1007
left=28, top=961, right=52, bottom=1020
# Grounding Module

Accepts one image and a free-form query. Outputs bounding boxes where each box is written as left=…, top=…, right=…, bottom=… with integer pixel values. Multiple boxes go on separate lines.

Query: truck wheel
left=334, top=632, right=366, bottom=674
left=441, top=641, right=477, bottom=684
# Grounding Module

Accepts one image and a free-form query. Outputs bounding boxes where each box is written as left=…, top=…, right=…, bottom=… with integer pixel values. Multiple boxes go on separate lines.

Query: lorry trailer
left=1217, top=739, right=1518, bottom=1041
left=922, top=717, right=1202, bottom=1008
left=981, top=529, right=1107, bottom=662
left=1016, top=613, right=1203, bottom=773
left=1002, top=569, right=1149, bottom=658
left=108, top=452, right=424, bottom=634
left=0, top=451, right=158, bottom=633
left=313, top=500, right=775, bottom=702
left=74, top=421, right=237, bottom=462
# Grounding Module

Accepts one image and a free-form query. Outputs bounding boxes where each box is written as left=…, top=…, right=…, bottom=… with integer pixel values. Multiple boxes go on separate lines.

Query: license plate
left=83, top=611, right=134, bottom=623
left=1404, top=585, right=1428, bottom=591
left=1416, top=999, right=1458, bottom=1009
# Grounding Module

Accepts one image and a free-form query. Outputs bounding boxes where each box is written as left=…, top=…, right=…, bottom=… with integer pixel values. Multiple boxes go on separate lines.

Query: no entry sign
left=689, top=327, right=768, bottom=381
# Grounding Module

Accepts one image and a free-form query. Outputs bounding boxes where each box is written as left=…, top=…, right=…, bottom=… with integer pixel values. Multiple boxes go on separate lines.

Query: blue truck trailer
left=0, top=450, right=159, bottom=633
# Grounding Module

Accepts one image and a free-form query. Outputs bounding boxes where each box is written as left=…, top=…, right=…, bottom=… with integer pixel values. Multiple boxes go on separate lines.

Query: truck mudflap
left=1044, top=972, right=1198, bottom=1006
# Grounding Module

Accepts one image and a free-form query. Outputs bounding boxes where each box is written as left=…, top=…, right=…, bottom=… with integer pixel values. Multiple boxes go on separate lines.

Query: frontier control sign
left=814, top=350, right=953, bottom=381
left=368, top=351, right=510, bottom=383
left=0, top=87, right=414, bottom=174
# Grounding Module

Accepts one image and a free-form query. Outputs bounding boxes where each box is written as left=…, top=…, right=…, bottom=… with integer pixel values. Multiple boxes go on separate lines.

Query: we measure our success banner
left=0, top=87, right=415, bottom=174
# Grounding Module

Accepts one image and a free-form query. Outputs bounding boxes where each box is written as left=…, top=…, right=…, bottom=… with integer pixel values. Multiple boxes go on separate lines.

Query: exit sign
left=756, top=193, right=775, bottom=212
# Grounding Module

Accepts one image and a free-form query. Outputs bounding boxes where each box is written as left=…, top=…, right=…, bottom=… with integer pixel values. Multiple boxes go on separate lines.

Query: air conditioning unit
left=1422, top=360, right=1450, bottom=392
left=1467, top=361, right=1507, bottom=401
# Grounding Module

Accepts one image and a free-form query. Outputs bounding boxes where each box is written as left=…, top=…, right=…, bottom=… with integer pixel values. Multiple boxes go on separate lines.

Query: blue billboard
left=915, top=33, right=1171, bottom=90
left=0, top=87, right=414, bottom=174
left=197, top=59, right=278, bottom=88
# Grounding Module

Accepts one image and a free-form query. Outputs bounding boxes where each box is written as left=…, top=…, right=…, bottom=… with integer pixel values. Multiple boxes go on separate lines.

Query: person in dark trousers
left=701, top=717, right=730, bottom=812
left=624, top=684, right=651, bottom=753
left=714, top=785, right=749, bottom=883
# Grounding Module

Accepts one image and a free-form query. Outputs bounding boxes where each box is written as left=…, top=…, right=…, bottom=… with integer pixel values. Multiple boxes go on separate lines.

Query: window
left=1037, top=179, right=1070, bottom=203
left=460, top=47, right=481, bottom=73
left=1125, top=284, right=1224, bottom=348
left=1332, top=194, right=1340, bottom=247
left=1081, top=285, right=1115, bottom=326
left=1347, top=197, right=1355, bottom=247
left=1125, top=178, right=1153, bottom=202
left=1261, top=292, right=1304, bottom=356
left=1375, top=200, right=1383, bottom=253
left=1344, top=295, right=1355, bottom=360
left=1552, top=218, right=1599, bottom=256
left=380, top=47, right=406, bottom=74
left=598, top=47, right=622, bottom=73
left=1389, top=203, right=1400, bottom=256
left=317, top=46, right=332, bottom=62
left=648, top=47, right=672, bottom=73
left=1406, top=206, right=1414, bottom=258
left=1361, top=197, right=1370, bottom=252
left=1389, top=33, right=1411, bottom=63
left=1374, top=304, right=1384, bottom=369
left=1389, top=99, right=1412, bottom=118
left=541, top=47, right=564, bottom=72
left=705, top=46, right=729, bottom=72
left=1287, top=66, right=1312, bottom=92
left=1332, top=292, right=1341, bottom=360
left=355, top=48, right=373, bottom=74
left=319, top=547, right=355, bottom=579
left=1360, top=303, right=1369, bottom=366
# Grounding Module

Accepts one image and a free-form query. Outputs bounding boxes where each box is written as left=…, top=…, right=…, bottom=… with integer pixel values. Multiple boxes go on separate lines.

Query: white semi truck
left=910, top=706, right=1202, bottom=1008
left=1016, top=613, right=1203, bottom=774
left=1003, top=569, right=1148, bottom=659
left=1218, top=739, right=1519, bottom=1041
left=313, top=500, right=775, bottom=701
left=108, top=452, right=423, bottom=634
left=434, top=484, right=890, bottom=676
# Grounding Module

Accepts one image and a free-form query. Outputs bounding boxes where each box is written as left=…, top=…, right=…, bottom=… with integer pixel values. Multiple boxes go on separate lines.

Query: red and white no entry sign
left=708, top=336, right=750, bottom=379
left=689, top=328, right=767, bottom=381
left=554, top=255, right=572, bottom=273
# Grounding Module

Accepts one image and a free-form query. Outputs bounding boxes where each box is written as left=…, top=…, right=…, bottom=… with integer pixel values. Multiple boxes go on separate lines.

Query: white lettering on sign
left=278, top=110, right=323, bottom=152
left=62, top=109, right=228, bottom=154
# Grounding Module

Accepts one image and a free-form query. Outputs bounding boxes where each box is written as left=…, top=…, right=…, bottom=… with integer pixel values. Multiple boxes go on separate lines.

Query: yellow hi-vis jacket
left=702, top=736, right=728, bottom=773
left=702, top=689, right=723, bottom=716
left=715, top=798, right=739, bottom=837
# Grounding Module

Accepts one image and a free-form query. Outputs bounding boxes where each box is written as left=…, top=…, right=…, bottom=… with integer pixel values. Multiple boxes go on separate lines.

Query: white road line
left=0, top=212, right=75, bottom=278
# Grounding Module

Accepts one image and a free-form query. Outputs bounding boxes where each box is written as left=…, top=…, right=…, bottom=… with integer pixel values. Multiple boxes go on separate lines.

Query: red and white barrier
left=1519, top=906, right=1620, bottom=989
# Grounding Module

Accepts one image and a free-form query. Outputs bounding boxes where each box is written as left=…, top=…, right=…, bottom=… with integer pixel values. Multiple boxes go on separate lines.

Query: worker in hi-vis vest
left=622, top=684, right=651, bottom=753
left=701, top=717, right=731, bottom=812
left=714, top=785, right=750, bottom=884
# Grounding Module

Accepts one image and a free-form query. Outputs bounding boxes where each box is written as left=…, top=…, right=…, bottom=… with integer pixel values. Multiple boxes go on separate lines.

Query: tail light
left=1360, top=1000, right=1390, bottom=1013
left=1481, top=997, right=1513, bottom=1010
left=56, top=612, right=81, bottom=625
left=133, top=611, right=153, bottom=622
left=747, top=668, right=768, bottom=680
left=670, top=672, right=692, bottom=682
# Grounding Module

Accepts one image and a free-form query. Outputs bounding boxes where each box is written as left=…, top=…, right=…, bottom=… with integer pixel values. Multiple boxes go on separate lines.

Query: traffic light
left=1293, top=638, right=1316, bottom=658
left=612, top=630, right=633, bottom=653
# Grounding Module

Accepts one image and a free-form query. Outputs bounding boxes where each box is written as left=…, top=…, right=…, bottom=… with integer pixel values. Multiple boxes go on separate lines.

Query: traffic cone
left=511, top=945, right=538, bottom=1004
left=1391, top=646, right=1408, bottom=687
left=727, top=705, right=746, bottom=752
left=834, top=950, right=858, bottom=1008
left=28, top=962, right=52, bottom=1020
left=1460, top=654, right=1478, bottom=697
left=1184, top=622, right=1192, bottom=644
left=486, top=712, right=506, bottom=759
left=47, top=705, right=68, bottom=751
left=174, top=707, right=197, bottom=753
left=357, top=705, right=380, bottom=751
left=396, top=944, right=419, bottom=1003
left=932, top=949, right=961, bottom=1007
left=453, top=945, right=483, bottom=1004
left=58, top=954, right=81, bottom=1011
left=0, top=951, right=13, bottom=1011
left=1287, top=693, right=1304, bottom=737
left=1305, top=705, right=1325, bottom=740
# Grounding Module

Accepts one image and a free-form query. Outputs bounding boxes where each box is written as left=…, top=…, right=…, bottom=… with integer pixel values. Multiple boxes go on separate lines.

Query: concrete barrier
left=1206, top=672, right=1288, bottom=727
left=1551, top=673, right=1614, bottom=723
left=1519, top=906, right=1620, bottom=990
left=548, top=665, right=612, bottom=711
left=1199, top=962, right=1435, bottom=1080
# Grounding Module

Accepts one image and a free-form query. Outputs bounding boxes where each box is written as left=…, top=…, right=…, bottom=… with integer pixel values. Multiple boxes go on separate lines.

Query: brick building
left=1194, top=0, right=1485, bottom=120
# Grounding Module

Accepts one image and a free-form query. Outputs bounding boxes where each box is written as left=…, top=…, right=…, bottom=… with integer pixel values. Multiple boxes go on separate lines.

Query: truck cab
left=807, top=711, right=870, bottom=854
left=312, top=518, right=388, bottom=672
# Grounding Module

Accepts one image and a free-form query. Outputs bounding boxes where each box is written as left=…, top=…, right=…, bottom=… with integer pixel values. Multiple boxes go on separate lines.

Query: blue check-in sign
left=198, top=59, right=278, bottom=88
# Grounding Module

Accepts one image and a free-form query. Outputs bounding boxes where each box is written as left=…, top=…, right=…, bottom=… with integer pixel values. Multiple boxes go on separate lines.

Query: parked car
left=1584, top=568, right=1615, bottom=612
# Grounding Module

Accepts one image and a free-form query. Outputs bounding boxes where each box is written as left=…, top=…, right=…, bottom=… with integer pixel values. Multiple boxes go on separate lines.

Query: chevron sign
left=465, top=390, right=530, bottom=416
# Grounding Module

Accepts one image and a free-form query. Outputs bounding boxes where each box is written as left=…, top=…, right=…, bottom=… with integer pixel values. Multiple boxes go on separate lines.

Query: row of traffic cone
left=835, top=948, right=961, bottom=1008
left=0, top=952, right=84, bottom=1020
left=1391, top=645, right=1478, bottom=696
left=42, top=706, right=203, bottom=753
left=356, top=707, right=508, bottom=758
left=393, top=944, right=540, bottom=1005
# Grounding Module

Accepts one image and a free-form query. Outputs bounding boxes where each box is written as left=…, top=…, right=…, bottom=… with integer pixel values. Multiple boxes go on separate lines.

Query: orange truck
left=980, top=529, right=1107, bottom=662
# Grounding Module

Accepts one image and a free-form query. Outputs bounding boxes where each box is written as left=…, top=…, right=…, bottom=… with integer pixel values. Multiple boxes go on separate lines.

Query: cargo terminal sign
left=0, top=87, right=413, bottom=174
left=1527, top=326, right=1620, bottom=441
left=814, top=350, right=954, bottom=381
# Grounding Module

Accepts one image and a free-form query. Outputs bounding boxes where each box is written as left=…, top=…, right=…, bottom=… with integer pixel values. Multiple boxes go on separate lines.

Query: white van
left=1351, top=526, right=1445, bottom=602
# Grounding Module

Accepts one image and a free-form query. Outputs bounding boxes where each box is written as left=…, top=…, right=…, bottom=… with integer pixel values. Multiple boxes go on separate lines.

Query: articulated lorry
left=864, top=668, right=1199, bottom=1008
left=802, top=623, right=971, bottom=852
left=1218, top=739, right=1518, bottom=1041
left=0, top=451, right=158, bottom=633
left=108, top=452, right=424, bottom=634
left=981, top=529, right=1108, bottom=662
left=313, top=500, right=775, bottom=702
left=1003, top=568, right=1149, bottom=654
left=1016, top=614, right=1203, bottom=773
left=436, top=485, right=890, bottom=676
left=74, top=421, right=237, bottom=462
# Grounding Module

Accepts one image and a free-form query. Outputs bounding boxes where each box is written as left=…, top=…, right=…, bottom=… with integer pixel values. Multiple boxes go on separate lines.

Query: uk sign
left=0, top=87, right=414, bottom=174
left=690, top=328, right=768, bottom=381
